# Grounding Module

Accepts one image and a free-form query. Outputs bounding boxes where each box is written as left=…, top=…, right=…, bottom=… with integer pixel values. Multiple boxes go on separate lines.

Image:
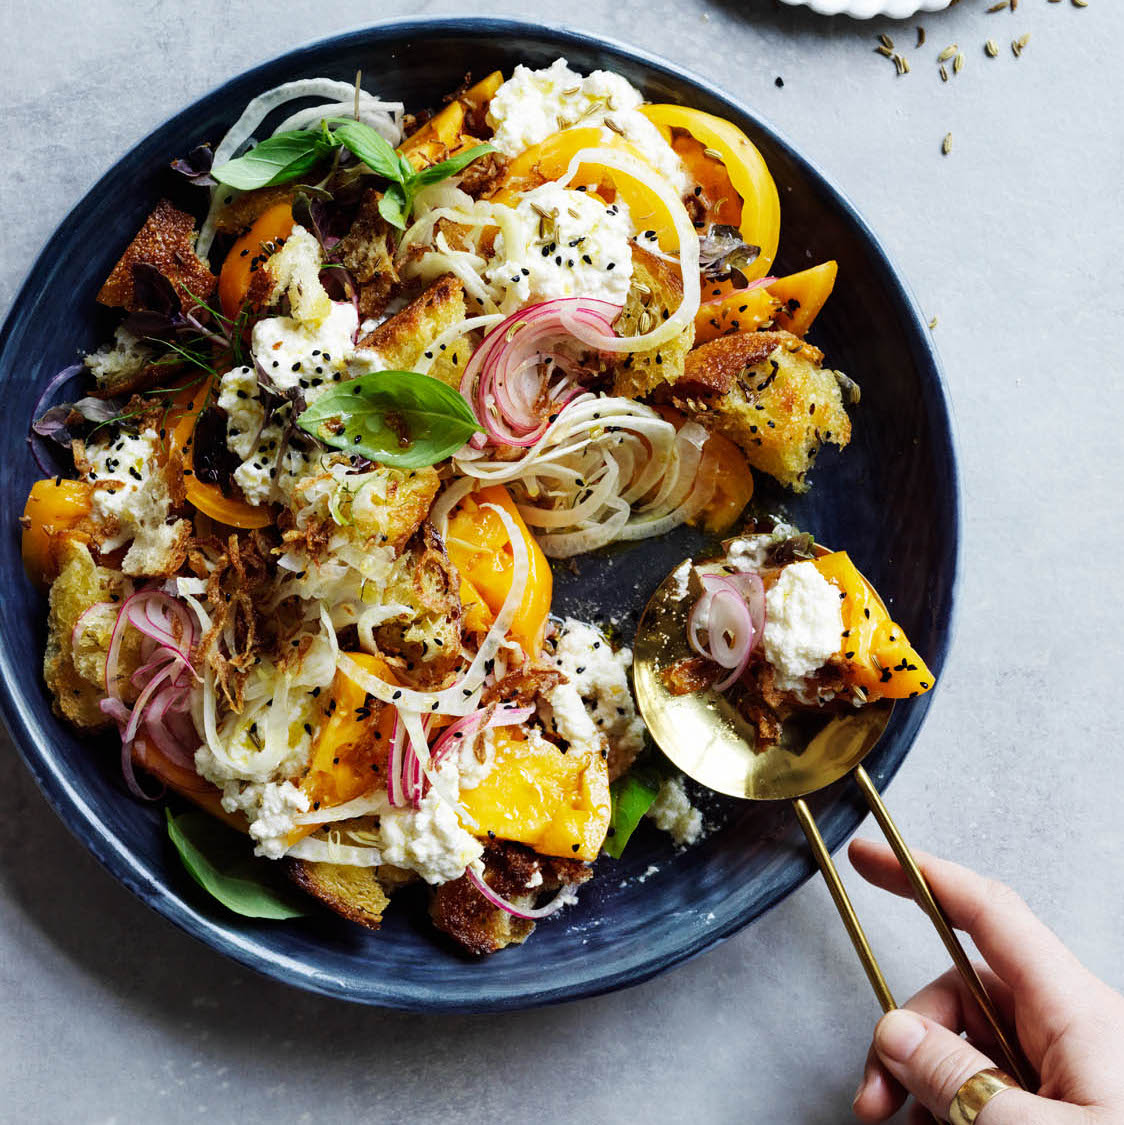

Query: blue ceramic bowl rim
left=0, top=16, right=961, bottom=1010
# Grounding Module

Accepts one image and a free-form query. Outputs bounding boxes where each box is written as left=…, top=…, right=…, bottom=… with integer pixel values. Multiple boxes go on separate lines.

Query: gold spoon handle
left=792, top=797, right=896, bottom=1013
left=852, top=765, right=1036, bottom=1090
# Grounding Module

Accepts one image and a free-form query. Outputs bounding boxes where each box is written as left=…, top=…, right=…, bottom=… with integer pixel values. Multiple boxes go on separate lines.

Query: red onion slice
left=687, top=570, right=766, bottom=692
left=466, top=864, right=577, bottom=920
left=460, top=298, right=622, bottom=448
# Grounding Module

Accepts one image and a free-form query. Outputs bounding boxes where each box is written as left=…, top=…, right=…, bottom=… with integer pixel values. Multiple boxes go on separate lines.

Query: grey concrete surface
left=1, top=1, right=1120, bottom=1122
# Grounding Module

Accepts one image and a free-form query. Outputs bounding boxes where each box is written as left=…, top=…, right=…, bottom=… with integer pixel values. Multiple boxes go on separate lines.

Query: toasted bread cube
left=611, top=246, right=695, bottom=400
left=358, top=275, right=466, bottom=373
left=335, top=189, right=401, bottom=320
left=673, top=330, right=852, bottom=492
left=97, top=199, right=215, bottom=312
left=288, top=860, right=393, bottom=931
left=44, top=540, right=141, bottom=729
left=429, top=841, right=591, bottom=955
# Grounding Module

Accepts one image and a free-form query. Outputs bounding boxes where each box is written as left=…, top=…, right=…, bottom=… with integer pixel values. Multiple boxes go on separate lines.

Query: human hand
left=848, top=838, right=1124, bottom=1124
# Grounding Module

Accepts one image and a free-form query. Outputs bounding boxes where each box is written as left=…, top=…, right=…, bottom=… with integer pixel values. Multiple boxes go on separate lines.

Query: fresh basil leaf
left=377, top=183, right=408, bottom=230
left=212, top=130, right=335, bottom=190
left=297, top=369, right=481, bottom=469
left=326, top=117, right=404, bottom=181
left=603, top=770, right=663, bottom=859
left=165, top=809, right=306, bottom=919
left=411, top=143, right=497, bottom=188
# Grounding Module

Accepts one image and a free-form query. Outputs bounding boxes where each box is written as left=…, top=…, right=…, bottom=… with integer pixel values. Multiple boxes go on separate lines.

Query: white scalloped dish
left=777, top=0, right=951, bottom=18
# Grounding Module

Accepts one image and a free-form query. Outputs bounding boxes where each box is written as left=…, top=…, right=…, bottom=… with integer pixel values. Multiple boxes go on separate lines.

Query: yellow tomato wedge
left=812, top=552, right=934, bottom=700
left=217, top=202, right=294, bottom=321
left=21, top=477, right=93, bottom=585
left=638, top=104, right=781, bottom=279
left=398, top=70, right=503, bottom=171
left=693, top=261, right=837, bottom=344
left=458, top=727, right=611, bottom=861
left=287, top=654, right=398, bottom=844
left=694, top=285, right=782, bottom=345
left=490, top=127, right=680, bottom=251
left=166, top=378, right=273, bottom=529
left=769, top=260, right=838, bottom=338
left=445, top=484, right=552, bottom=657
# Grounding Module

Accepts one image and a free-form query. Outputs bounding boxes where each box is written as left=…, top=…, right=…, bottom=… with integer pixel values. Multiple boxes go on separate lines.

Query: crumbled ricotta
left=762, top=560, right=844, bottom=692
left=377, top=788, right=484, bottom=885
left=486, top=58, right=689, bottom=194
left=221, top=780, right=312, bottom=860
left=252, top=300, right=381, bottom=404
left=542, top=618, right=645, bottom=764
left=486, top=182, right=634, bottom=306
left=86, top=428, right=185, bottom=576
left=646, top=776, right=703, bottom=847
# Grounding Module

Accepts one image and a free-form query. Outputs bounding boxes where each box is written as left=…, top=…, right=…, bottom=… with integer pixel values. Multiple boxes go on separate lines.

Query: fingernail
left=875, top=1009, right=927, bottom=1062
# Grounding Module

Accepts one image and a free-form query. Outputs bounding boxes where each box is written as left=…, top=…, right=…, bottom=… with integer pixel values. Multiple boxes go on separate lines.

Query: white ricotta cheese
left=486, top=58, right=690, bottom=194
left=244, top=781, right=312, bottom=860
left=542, top=618, right=645, bottom=764
left=251, top=300, right=370, bottom=403
left=377, top=788, right=484, bottom=885
left=646, top=776, right=703, bottom=847
left=486, top=182, right=634, bottom=306
left=762, top=560, right=844, bottom=693
left=86, top=428, right=185, bottom=576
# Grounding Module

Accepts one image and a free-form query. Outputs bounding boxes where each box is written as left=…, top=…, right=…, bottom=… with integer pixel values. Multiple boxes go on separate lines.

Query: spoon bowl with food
left=632, top=524, right=1033, bottom=1088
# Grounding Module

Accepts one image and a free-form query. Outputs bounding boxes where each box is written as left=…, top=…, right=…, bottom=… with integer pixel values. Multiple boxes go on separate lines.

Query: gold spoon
left=632, top=551, right=1034, bottom=1092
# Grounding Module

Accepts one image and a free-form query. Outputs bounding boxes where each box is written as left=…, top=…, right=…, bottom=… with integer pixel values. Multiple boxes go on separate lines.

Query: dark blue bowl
left=0, top=18, right=959, bottom=1010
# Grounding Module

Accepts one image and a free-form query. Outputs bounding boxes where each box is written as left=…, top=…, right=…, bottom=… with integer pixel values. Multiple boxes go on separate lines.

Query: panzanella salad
left=21, top=61, right=890, bottom=954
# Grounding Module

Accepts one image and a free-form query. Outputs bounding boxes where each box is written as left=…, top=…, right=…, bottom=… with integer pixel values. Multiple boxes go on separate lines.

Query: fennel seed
left=879, top=33, right=894, bottom=50
left=1072, top=0, right=1088, bottom=6
left=562, top=85, right=582, bottom=95
left=941, top=132, right=952, bottom=155
left=703, top=147, right=724, bottom=160
left=875, top=45, right=894, bottom=58
left=954, top=52, right=965, bottom=74
left=940, top=64, right=949, bottom=82
left=916, top=26, right=926, bottom=48
left=986, top=1, right=1008, bottom=10
left=938, top=44, right=959, bottom=62
left=929, top=316, right=939, bottom=329
left=985, top=39, right=999, bottom=57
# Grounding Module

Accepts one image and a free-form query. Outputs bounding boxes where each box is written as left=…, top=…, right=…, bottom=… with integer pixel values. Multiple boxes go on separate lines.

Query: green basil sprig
left=211, top=117, right=495, bottom=230
left=297, top=370, right=482, bottom=469
left=166, top=809, right=307, bottom=920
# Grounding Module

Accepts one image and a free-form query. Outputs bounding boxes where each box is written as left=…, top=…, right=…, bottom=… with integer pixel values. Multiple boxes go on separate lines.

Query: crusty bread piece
left=429, top=840, right=592, bottom=956
left=670, top=330, right=851, bottom=492
left=357, top=275, right=466, bottom=372
left=335, top=189, right=401, bottom=320
left=211, top=185, right=297, bottom=236
left=611, top=246, right=695, bottom=400
left=44, top=539, right=141, bottom=730
left=375, top=523, right=463, bottom=687
left=97, top=199, right=215, bottom=312
left=288, top=861, right=391, bottom=930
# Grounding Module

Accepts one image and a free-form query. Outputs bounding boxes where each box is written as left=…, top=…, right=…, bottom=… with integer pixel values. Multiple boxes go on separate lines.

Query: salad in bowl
left=20, top=55, right=930, bottom=956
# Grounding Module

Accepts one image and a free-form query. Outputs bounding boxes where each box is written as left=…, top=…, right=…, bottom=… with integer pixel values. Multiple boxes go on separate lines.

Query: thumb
left=872, top=1010, right=1058, bottom=1124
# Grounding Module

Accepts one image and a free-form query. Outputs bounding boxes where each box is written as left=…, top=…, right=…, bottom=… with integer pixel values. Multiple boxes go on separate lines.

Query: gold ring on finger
left=948, top=1067, right=1020, bottom=1125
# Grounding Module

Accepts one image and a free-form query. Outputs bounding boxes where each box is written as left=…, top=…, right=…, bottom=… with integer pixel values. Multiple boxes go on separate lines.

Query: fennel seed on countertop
left=941, top=133, right=952, bottom=156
